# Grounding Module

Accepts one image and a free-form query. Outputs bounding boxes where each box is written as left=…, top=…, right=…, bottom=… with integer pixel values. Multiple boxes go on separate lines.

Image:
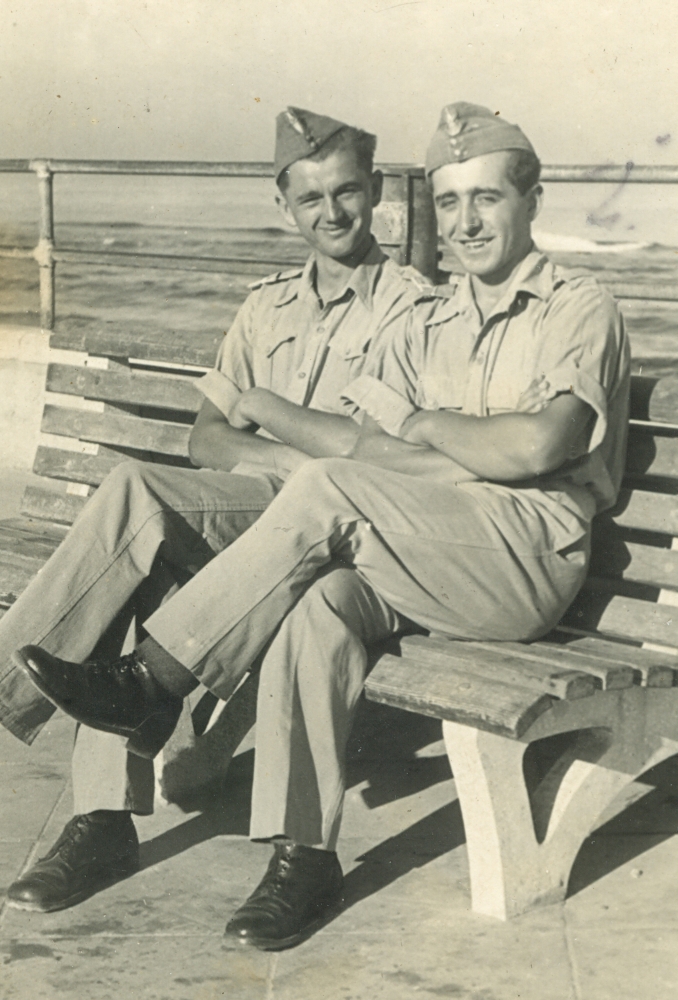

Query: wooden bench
left=365, top=373, right=678, bottom=919
left=1, top=161, right=677, bottom=920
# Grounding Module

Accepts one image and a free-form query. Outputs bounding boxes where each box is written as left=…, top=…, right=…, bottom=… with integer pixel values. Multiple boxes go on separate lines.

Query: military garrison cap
left=425, top=103, right=535, bottom=177
left=274, top=107, right=358, bottom=182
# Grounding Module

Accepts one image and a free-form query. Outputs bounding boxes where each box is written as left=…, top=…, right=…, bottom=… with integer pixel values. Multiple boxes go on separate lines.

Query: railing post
left=31, top=159, right=56, bottom=329
left=407, top=171, right=438, bottom=280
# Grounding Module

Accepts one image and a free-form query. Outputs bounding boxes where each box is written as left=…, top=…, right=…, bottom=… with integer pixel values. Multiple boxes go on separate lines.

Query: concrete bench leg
left=442, top=688, right=678, bottom=920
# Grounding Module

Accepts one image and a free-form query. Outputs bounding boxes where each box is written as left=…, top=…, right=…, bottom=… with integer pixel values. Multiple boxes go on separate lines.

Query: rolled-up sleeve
left=342, top=375, right=418, bottom=436
left=196, top=297, right=257, bottom=417
left=535, top=281, right=626, bottom=452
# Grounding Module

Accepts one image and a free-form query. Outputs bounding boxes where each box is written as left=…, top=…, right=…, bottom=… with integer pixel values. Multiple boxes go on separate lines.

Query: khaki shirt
left=346, top=250, right=630, bottom=552
left=198, top=239, right=430, bottom=436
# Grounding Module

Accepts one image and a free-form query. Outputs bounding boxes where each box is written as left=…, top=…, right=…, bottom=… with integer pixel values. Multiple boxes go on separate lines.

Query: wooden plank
left=46, top=364, right=202, bottom=414
left=547, top=631, right=676, bottom=687
left=630, top=375, right=678, bottom=425
left=33, top=445, right=129, bottom=486
left=51, top=317, right=225, bottom=368
left=591, top=518, right=678, bottom=589
left=454, top=636, right=635, bottom=691
left=0, top=551, right=49, bottom=604
left=41, top=405, right=191, bottom=457
left=365, top=654, right=554, bottom=738
left=626, top=425, right=678, bottom=479
left=20, top=486, right=87, bottom=525
left=612, top=488, right=678, bottom=535
left=0, top=519, right=65, bottom=602
left=0, top=517, right=67, bottom=555
left=398, top=633, right=599, bottom=700
left=562, top=588, right=678, bottom=649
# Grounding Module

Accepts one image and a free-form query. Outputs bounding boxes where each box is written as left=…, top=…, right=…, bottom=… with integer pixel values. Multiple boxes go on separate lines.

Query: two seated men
left=1, top=102, right=629, bottom=951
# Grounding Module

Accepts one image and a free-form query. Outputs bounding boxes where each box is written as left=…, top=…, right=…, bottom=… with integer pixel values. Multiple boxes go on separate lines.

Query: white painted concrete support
left=443, top=687, right=678, bottom=920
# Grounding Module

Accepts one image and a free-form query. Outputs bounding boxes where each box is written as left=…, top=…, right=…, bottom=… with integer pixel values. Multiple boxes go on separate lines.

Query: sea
left=0, top=171, right=677, bottom=376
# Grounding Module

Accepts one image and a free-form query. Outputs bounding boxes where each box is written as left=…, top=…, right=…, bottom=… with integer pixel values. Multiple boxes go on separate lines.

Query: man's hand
left=350, top=415, right=477, bottom=483
left=228, top=391, right=259, bottom=431
left=516, top=376, right=558, bottom=414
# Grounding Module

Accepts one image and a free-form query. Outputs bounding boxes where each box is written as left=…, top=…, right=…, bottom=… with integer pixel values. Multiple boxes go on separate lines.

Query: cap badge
left=442, top=106, right=464, bottom=138
left=284, top=109, right=320, bottom=151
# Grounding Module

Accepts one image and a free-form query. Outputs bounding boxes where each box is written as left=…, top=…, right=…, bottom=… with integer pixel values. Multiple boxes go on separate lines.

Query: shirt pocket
left=416, top=372, right=464, bottom=411
left=260, top=334, right=296, bottom=396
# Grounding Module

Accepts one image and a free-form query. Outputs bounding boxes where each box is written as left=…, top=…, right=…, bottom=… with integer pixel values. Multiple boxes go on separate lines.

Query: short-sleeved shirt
left=345, top=249, right=630, bottom=552
left=198, top=239, right=430, bottom=440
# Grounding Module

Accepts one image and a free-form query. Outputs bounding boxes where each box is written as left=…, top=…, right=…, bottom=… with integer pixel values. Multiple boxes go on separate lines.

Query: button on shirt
left=346, top=250, right=630, bottom=553
left=198, top=240, right=429, bottom=442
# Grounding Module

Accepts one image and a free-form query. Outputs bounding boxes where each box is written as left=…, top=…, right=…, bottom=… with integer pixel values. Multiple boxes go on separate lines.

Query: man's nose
left=459, top=199, right=481, bottom=235
left=323, top=196, right=345, bottom=222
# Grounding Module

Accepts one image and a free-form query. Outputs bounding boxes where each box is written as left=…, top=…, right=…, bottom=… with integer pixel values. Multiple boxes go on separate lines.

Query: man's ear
left=528, top=183, right=544, bottom=222
left=275, top=192, right=298, bottom=230
left=370, top=169, right=384, bottom=208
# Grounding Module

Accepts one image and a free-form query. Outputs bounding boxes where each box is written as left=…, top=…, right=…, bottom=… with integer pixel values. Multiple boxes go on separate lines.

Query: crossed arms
left=189, top=378, right=593, bottom=485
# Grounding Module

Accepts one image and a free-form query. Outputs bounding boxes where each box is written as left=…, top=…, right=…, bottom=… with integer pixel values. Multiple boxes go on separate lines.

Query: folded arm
left=188, top=399, right=307, bottom=476
left=227, top=387, right=361, bottom=458
left=351, top=414, right=478, bottom=483
left=401, top=392, right=594, bottom=481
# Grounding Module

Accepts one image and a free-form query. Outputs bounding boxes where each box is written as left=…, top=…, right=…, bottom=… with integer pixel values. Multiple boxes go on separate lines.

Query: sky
left=1, top=0, right=677, bottom=167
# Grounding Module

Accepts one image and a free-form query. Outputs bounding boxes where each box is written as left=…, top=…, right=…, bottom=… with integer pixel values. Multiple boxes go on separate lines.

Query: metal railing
left=1, top=158, right=678, bottom=330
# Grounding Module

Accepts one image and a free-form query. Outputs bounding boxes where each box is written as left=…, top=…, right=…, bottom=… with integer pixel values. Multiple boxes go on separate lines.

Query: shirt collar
left=276, top=237, right=387, bottom=311
left=427, top=248, right=558, bottom=329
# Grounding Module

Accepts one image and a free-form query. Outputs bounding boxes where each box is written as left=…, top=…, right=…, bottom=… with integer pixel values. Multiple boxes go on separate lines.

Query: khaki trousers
left=142, top=457, right=589, bottom=847
left=0, top=459, right=282, bottom=811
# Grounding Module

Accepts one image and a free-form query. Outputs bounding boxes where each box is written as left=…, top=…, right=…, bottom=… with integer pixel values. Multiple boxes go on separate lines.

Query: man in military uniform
left=16, top=104, right=630, bottom=950
left=1, top=107, right=427, bottom=914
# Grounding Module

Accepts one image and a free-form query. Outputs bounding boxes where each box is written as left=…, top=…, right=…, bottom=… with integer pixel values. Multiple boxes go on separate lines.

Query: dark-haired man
left=1, top=107, right=429, bottom=914
left=16, top=103, right=630, bottom=950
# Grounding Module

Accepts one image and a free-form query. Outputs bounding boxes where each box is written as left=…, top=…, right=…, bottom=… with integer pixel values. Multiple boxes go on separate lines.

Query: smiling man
left=15, top=104, right=630, bottom=949
left=1, top=107, right=428, bottom=915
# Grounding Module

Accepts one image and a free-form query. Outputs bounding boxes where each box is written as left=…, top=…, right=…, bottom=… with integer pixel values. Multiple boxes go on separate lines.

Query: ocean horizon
left=0, top=171, right=677, bottom=374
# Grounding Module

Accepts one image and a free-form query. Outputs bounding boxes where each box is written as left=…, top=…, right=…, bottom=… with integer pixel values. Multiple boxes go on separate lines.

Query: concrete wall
left=0, top=325, right=49, bottom=470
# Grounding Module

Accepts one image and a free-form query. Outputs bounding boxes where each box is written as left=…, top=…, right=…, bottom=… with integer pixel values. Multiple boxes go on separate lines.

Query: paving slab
left=1, top=694, right=678, bottom=999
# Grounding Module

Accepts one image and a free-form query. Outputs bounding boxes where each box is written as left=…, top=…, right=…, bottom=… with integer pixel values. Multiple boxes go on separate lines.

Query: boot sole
left=225, top=901, right=343, bottom=952
left=6, top=859, right=140, bottom=913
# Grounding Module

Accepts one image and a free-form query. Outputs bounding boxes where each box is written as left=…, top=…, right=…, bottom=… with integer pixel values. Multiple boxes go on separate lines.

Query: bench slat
left=626, top=425, right=678, bottom=479
left=51, top=317, right=224, bottom=368
left=546, top=631, right=676, bottom=686
left=0, top=519, right=66, bottom=603
left=46, top=364, right=202, bottom=414
left=451, top=636, right=636, bottom=690
left=612, top=488, right=678, bottom=535
left=41, top=405, right=191, bottom=458
left=630, top=375, right=678, bottom=425
left=21, top=487, right=87, bottom=525
left=398, top=633, right=599, bottom=699
left=366, top=653, right=554, bottom=738
left=591, top=519, right=678, bottom=589
left=33, top=445, right=134, bottom=486
left=562, top=588, right=678, bottom=649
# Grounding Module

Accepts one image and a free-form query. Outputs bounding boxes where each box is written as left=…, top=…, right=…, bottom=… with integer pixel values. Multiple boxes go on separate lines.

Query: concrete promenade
left=2, top=618, right=678, bottom=998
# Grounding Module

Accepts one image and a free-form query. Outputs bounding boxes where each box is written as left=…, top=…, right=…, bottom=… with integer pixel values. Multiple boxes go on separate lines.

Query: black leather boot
left=13, top=645, right=182, bottom=759
left=225, top=842, right=343, bottom=950
left=6, top=812, right=139, bottom=912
